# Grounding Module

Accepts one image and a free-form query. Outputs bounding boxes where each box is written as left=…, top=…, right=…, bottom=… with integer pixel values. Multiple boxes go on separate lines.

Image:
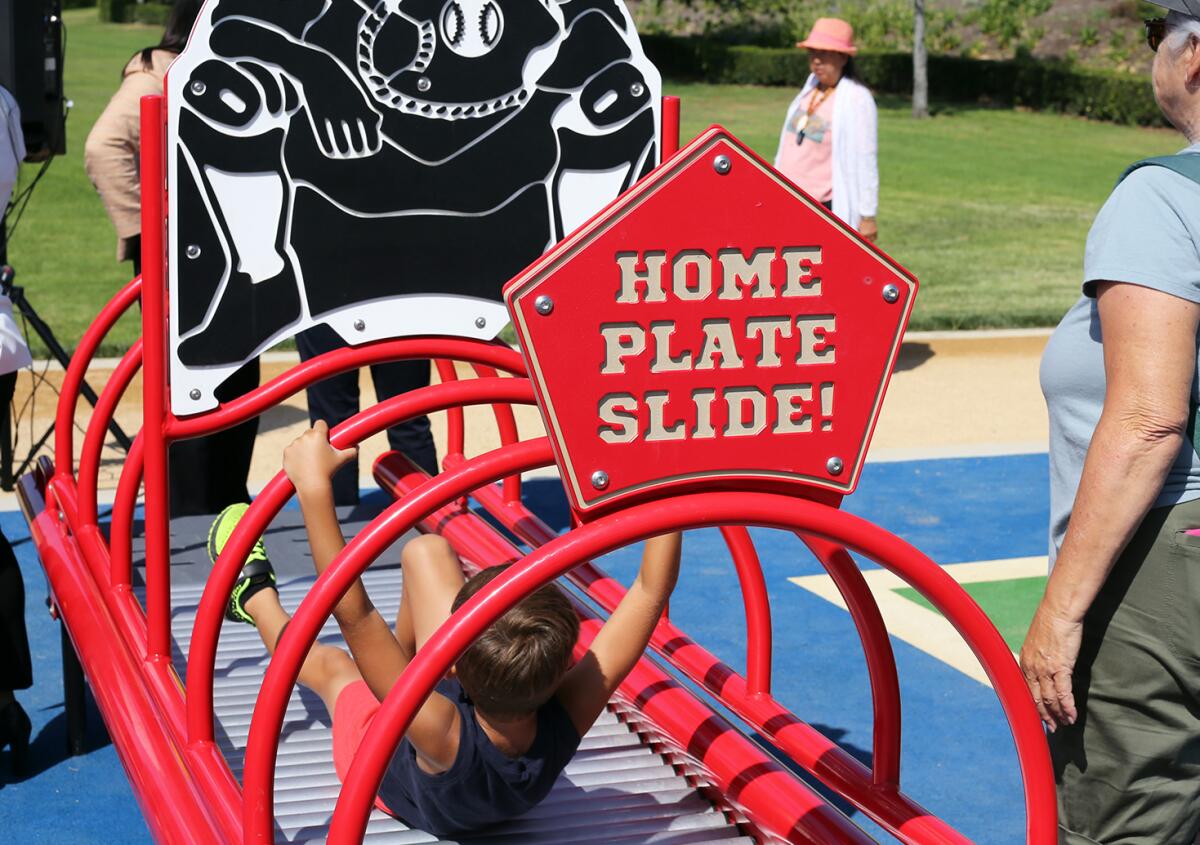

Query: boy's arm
left=285, top=423, right=407, bottom=697
left=556, top=533, right=682, bottom=737
left=285, top=424, right=460, bottom=765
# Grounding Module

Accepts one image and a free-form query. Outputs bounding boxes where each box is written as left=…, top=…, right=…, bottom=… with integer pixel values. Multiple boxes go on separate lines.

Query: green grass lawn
left=5, top=10, right=1186, bottom=356
left=7, top=10, right=159, bottom=357
left=671, top=82, right=1183, bottom=330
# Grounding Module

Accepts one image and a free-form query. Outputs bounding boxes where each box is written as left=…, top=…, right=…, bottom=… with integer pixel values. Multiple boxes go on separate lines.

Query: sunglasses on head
left=1145, top=17, right=1167, bottom=52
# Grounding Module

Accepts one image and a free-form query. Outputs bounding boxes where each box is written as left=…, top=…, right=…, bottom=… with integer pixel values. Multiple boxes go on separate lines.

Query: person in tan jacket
left=85, top=0, right=201, bottom=273
left=85, top=0, right=261, bottom=518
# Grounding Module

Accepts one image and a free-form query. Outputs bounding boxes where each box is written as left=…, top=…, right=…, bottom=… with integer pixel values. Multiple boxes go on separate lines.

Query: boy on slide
left=211, top=421, right=682, bottom=836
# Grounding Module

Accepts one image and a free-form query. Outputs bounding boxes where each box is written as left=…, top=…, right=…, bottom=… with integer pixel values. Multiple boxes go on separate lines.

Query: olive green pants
left=1050, top=498, right=1200, bottom=844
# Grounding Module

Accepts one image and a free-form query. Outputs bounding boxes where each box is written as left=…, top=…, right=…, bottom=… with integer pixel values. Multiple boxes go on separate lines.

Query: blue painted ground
left=1, top=452, right=1050, bottom=843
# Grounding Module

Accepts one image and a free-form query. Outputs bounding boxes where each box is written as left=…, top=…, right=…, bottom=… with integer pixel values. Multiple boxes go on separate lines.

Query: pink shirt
left=776, top=87, right=836, bottom=204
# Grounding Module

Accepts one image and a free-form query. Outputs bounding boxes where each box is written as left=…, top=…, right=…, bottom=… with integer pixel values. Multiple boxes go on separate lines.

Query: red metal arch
left=324, top=492, right=1055, bottom=844
left=187, top=377, right=541, bottom=744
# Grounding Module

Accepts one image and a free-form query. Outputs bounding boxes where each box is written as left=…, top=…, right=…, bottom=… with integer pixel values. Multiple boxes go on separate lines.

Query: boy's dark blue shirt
left=377, top=679, right=582, bottom=836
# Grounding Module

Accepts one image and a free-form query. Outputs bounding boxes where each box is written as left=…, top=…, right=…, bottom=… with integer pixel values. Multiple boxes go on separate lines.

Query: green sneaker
left=208, top=503, right=276, bottom=625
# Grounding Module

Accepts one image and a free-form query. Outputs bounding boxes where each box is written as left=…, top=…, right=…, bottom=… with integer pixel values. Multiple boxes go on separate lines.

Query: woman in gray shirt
left=1023, top=5, right=1200, bottom=842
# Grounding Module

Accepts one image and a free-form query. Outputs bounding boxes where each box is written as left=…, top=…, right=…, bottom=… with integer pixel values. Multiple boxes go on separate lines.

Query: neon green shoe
left=208, top=503, right=276, bottom=625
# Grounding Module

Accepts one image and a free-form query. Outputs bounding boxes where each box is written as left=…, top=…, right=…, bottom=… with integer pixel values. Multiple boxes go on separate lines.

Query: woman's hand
left=859, top=216, right=878, bottom=242
left=1019, top=601, right=1083, bottom=731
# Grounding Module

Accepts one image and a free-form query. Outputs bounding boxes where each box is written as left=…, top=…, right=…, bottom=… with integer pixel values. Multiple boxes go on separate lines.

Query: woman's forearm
left=1045, top=412, right=1184, bottom=622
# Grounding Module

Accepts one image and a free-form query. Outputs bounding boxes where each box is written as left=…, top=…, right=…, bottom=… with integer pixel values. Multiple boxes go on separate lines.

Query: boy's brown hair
left=451, top=565, right=579, bottom=719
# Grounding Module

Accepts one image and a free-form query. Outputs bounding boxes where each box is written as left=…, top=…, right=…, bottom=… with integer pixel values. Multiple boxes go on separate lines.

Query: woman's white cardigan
left=774, top=74, right=878, bottom=230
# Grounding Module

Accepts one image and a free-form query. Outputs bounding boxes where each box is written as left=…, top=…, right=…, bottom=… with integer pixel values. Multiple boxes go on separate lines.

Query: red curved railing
left=405, top=464, right=967, bottom=841
left=241, top=438, right=556, bottom=843
left=321, top=491, right=1054, bottom=844
left=132, top=337, right=526, bottom=663
left=800, top=534, right=903, bottom=787
left=433, top=359, right=465, bottom=462
left=186, top=377, right=539, bottom=745
left=168, top=339, right=525, bottom=442
left=53, top=275, right=142, bottom=480
left=469, top=363, right=523, bottom=503
left=108, top=433, right=143, bottom=589
left=718, top=526, right=773, bottom=695
left=77, top=341, right=143, bottom=531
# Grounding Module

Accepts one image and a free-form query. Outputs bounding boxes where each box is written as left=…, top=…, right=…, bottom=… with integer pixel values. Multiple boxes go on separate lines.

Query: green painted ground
left=895, top=575, right=1048, bottom=652
left=4, top=10, right=1187, bottom=355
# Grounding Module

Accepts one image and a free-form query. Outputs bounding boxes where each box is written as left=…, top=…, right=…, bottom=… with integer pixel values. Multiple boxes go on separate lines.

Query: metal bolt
left=189, top=80, right=207, bottom=96
left=590, top=470, right=610, bottom=490
left=417, top=76, right=431, bottom=92
left=882, top=284, right=900, bottom=304
left=712, top=154, right=732, bottom=175
left=826, top=456, right=845, bottom=476
left=474, top=316, right=487, bottom=329
left=353, top=319, right=366, bottom=331
left=534, top=295, right=554, bottom=316
left=189, top=388, right=202, bottom=401
left=630, top=82, right=645, bottom=97
left=185, top=244, right=201, bottom=260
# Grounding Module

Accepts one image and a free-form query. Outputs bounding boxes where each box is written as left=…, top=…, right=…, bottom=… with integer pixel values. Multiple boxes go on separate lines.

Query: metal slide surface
left=153, top=513, right=755, bottom=845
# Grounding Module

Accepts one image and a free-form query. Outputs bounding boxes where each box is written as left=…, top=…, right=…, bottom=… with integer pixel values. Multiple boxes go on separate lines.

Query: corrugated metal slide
left=166, top=569, right=756, bottom=845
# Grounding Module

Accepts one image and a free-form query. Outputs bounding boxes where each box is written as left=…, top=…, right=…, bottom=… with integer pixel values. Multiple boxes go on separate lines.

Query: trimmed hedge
left=97, top=0, right=128, bottom=22
left=641, top=35, right=1164, bottom=127
left=127, top=2, right=172, bottom=25
left=98, top=0, right=171, bottom=25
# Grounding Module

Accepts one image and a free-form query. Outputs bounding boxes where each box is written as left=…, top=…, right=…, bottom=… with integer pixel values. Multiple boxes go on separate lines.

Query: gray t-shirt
left=1040, top=145, right=1200, bottom=564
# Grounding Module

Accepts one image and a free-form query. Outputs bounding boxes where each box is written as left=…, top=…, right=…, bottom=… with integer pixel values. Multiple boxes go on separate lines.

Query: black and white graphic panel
left=166, top=0, right=661, bottom=414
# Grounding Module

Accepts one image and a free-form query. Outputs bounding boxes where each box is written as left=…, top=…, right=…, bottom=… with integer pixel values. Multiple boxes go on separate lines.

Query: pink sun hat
left=796, top=17, right=858, bottom=55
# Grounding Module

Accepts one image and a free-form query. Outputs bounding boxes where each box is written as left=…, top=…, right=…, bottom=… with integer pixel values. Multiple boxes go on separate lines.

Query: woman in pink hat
left=774, top=18, right=879, bottom=242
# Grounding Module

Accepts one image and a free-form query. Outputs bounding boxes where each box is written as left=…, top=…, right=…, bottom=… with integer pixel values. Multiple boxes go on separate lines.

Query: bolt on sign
left=505, top=127, right=918, bottom=517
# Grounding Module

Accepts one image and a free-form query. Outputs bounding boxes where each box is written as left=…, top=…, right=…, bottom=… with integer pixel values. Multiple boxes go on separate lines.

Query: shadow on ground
left=0, top=687, right=110, bottom=786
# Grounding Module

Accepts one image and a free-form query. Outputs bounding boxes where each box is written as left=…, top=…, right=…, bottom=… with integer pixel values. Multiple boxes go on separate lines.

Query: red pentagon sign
left=504, top=126, right=918, bottom=518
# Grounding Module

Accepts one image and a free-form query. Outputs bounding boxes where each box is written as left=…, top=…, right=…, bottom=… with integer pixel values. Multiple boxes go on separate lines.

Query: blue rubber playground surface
left=0, top=451, right=1050, bottom=844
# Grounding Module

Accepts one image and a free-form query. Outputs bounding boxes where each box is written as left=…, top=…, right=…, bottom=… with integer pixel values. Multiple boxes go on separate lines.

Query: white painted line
left=903, top=328, right=1053, bottom=342
left=866, top=443, right=1046, bottom=463
left=788, top=556, right=1048, bottom=688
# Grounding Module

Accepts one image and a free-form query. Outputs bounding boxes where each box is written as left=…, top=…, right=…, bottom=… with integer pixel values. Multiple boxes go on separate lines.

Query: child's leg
left=396, top=535, right=467, bottom=655
left=244, top=589, right=361, bottom=715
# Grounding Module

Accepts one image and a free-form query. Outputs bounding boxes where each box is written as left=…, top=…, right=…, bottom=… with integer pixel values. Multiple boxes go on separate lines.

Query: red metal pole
left=77, top=341, right=143, bottom=530
left=27, top=504, right=230, bottom=844
left=801, top=535, right=903, bottom=788
left=185, top=378, right=538, bottom=745
left=718, top=526, right=773, bottom=696
left=42, top=474, right=245, bottom=842
left=241, top=438, right=555, bottom=844
left=329, top=492, right=1055, bottom=845
left=433, top=359, right=465, bottom=462
left=662, top=95, right=681, bottom=160
left=109, top=433, right=144, bottom=589
left=53, top=276, right=141, bottom=481
left=138, top=93, right=172, bottom=663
